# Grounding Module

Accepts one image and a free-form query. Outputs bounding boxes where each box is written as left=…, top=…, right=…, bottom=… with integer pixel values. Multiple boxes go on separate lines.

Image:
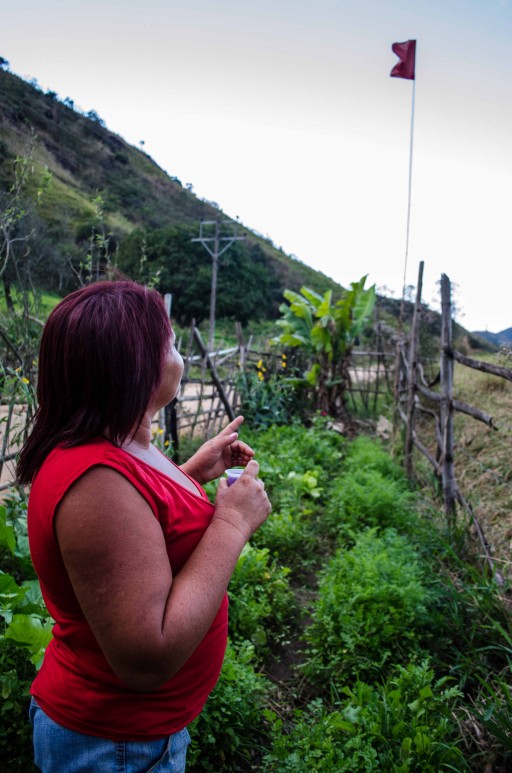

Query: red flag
left=390, top=40, right=416, bottom=80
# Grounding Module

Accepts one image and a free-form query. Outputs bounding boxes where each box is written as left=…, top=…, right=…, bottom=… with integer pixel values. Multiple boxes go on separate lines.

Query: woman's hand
left=212, top=460, right=271, bottom=541
left=180, top=416, right=254, bottom=484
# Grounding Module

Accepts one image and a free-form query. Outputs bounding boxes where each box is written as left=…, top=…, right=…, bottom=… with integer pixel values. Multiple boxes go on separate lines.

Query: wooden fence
left=394, top=261, right=512, bottom=583
left=3, top=266, right=510, bottom=583
left=166, top=320, right=395, bottom=455
left=0, top=319, right=397, bottom=489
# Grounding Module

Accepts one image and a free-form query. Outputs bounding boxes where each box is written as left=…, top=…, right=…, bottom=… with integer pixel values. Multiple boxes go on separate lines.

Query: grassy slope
left=409, top=348, right=512, bottom=583
left=0, top=68, right=344, bottom=300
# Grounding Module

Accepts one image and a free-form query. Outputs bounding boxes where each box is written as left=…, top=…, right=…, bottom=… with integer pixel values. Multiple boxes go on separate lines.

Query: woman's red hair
left=16, top=281, right=172, bottom=485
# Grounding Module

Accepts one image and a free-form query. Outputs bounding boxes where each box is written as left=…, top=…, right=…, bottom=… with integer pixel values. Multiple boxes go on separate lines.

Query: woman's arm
left=54, top=460, right=270, bottom=692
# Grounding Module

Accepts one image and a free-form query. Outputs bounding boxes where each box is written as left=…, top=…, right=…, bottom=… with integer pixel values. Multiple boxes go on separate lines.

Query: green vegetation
left=273, top=278, right=376, bottom=416
left=1, top=422, right=511, bottom=771
left=0, top=496, right=51, bottom=772
left=304, top=528, right=433, bottom=679
left=1, top=59, right=511, bottom=773
left=189, top=425, right=511, bottom=771
left=0, top=287, right=60, bottom=317
left=0, top=67, right=345, bottom=316
left=187, top=641, right=272, bottom=771
left=263, top=662, right=467, bottom=772
left=116, top=225, right=280, bottom=324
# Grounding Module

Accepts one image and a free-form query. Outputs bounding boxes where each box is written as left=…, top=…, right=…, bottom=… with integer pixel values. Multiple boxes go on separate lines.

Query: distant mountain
left=472, top=328, right=512, bottom=347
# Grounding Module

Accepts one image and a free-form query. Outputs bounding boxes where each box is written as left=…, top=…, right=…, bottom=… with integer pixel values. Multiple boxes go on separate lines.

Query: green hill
left=0, top=66, right=495, bottom=349
left=0, top=66, right=343, bottom=321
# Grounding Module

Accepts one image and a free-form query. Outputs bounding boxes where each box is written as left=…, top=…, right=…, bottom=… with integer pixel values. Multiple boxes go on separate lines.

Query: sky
left=3, top=0, right=512, bottom=332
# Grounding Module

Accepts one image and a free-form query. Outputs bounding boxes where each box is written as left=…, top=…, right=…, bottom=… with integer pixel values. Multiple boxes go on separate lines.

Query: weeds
left=303, top=529, right=433, bottom=683
left=263, top=661, right=467, bottom=772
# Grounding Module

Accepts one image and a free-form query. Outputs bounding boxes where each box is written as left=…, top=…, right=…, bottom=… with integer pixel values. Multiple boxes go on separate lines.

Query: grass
left=0, top=288, right=62, bottom=318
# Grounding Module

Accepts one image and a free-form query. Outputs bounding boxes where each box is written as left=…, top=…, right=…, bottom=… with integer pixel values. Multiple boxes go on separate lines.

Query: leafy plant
left=273, top=277, right=376, bottom=417
left=262, top=661, right=466, bottom=772
left=235, top=370, right=309, bottom=429
left=251, top=506, right=318, bottom=568
left=304, top=529, right=433, bottom=682
left=228, top=544, right=294, bottom=656
left=0, top=499, right=51, bottom=772
left=0, top=639, right=37, bottom=772
left=323, top=469, right=417, bottom=540
left=245, top=419, right=346, bottom=491
left=187, top=640, right=273, bottom=772
left=0, top=503, right=52, bottom=667
left=343, top=434, right=409, bottom=482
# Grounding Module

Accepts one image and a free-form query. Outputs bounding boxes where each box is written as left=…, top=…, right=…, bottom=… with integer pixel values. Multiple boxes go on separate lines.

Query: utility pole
left=192, top=220, right=245, bottom=351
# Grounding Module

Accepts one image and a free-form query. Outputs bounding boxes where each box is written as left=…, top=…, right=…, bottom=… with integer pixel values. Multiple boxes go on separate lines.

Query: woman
left=16, top=280, right=271, bottom=772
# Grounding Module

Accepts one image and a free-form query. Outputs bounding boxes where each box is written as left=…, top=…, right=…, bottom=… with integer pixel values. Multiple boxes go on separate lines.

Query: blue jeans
left=29, top=698, right=190, bottom=772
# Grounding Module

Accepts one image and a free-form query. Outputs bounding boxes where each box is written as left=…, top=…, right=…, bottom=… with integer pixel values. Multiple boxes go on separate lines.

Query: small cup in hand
left=225, top=467, right=244, bottom=486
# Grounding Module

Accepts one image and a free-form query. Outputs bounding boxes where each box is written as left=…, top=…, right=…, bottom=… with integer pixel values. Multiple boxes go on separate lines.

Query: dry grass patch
left=410, top=350, right=512, bottom=582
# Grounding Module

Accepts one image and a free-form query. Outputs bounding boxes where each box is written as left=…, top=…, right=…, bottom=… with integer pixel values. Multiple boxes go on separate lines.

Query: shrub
left=228, top=544, right=294, bottom=657
left=342, top=435, right=408, bottom=482
left=187, top=640, right=273, bottom=772
left=245, top=421, right=346, bottom=564
left=304, top=529, right=432, bottom=683
left=251, top=506, right=317, bottom=568
left=246, top=420, right=346, bottom=487
left=235, top=371, right=310, bottom=429
left=0, top=640, right=36, bottom=772
left=1, top=500, right=51, bottom=772
left=263, top=660, right=466, bottom=772
left=323, top=469, right=417, bottom=540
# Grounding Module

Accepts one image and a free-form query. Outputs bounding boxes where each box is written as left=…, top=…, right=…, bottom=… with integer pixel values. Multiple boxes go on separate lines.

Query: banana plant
left=274, top=276, right=375, bottom=417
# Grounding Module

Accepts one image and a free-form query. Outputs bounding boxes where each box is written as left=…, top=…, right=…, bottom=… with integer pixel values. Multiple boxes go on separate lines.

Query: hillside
left=0, top=67, right=343, bottom=316
left=0, top=67, right=498, bottom=344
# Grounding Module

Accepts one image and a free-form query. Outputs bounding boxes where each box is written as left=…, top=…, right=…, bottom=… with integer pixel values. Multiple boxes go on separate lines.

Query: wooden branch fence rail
left=2, top=270, right=510, bottom=586
left=0, top=317, right=398, bottom=492
left=395, top=261, right=512, bottom=584
left=165, top=320, right=395, bottom=456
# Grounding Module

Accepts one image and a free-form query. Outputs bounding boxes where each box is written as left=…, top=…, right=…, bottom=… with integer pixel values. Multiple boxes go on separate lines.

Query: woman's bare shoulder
left=54, top=466, right=162, bottom=559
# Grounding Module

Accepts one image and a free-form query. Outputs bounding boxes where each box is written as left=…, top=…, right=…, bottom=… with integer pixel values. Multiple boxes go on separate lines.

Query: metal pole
left=208, top=222, right=220, bottom=352
left=192, top=220, right=245, bottom=352
left=399, top=76, right=416, bottom=328
left=404, top=260, right=424, bottom=479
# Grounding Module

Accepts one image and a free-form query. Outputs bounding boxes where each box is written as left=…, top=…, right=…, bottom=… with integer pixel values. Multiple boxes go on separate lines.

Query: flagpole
left=401, top=76, right=416, bottom=309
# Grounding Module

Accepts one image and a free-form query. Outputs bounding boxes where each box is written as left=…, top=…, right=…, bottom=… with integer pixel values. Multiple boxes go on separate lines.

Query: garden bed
left=1, top=421, right=511, bottom=771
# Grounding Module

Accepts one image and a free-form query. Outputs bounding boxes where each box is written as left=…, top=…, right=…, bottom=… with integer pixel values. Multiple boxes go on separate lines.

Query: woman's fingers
left=218, top=416, right=244, bottom=437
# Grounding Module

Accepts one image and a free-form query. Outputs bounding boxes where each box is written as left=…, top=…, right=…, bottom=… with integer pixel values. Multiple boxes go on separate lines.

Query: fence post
left=440, top=274, right=457, bottom=519
left=193, top=327, right=235, bottom=422
left=404, top=261, right=424, bottom=478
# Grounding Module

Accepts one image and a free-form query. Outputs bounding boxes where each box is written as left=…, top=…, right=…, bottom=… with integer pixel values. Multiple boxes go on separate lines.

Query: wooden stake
left=440, top=274, right=456, bottom=519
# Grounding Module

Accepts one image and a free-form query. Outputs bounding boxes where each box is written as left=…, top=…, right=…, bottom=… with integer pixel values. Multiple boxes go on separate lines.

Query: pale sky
left=3, top=0, right=512, bottom=332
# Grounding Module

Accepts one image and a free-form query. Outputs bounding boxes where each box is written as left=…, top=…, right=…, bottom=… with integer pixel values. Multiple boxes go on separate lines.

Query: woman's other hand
left=212, top=460, right=271, bottom=541
left=180, top=416, right=254, bottom=484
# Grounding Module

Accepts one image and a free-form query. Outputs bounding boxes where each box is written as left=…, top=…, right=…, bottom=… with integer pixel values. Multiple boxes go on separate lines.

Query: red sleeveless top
left=27, top=438, right=228, bottom=740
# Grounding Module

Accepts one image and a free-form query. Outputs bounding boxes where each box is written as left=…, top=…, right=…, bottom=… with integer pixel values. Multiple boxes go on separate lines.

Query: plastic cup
left=226, top=467, right=244, bottom=486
